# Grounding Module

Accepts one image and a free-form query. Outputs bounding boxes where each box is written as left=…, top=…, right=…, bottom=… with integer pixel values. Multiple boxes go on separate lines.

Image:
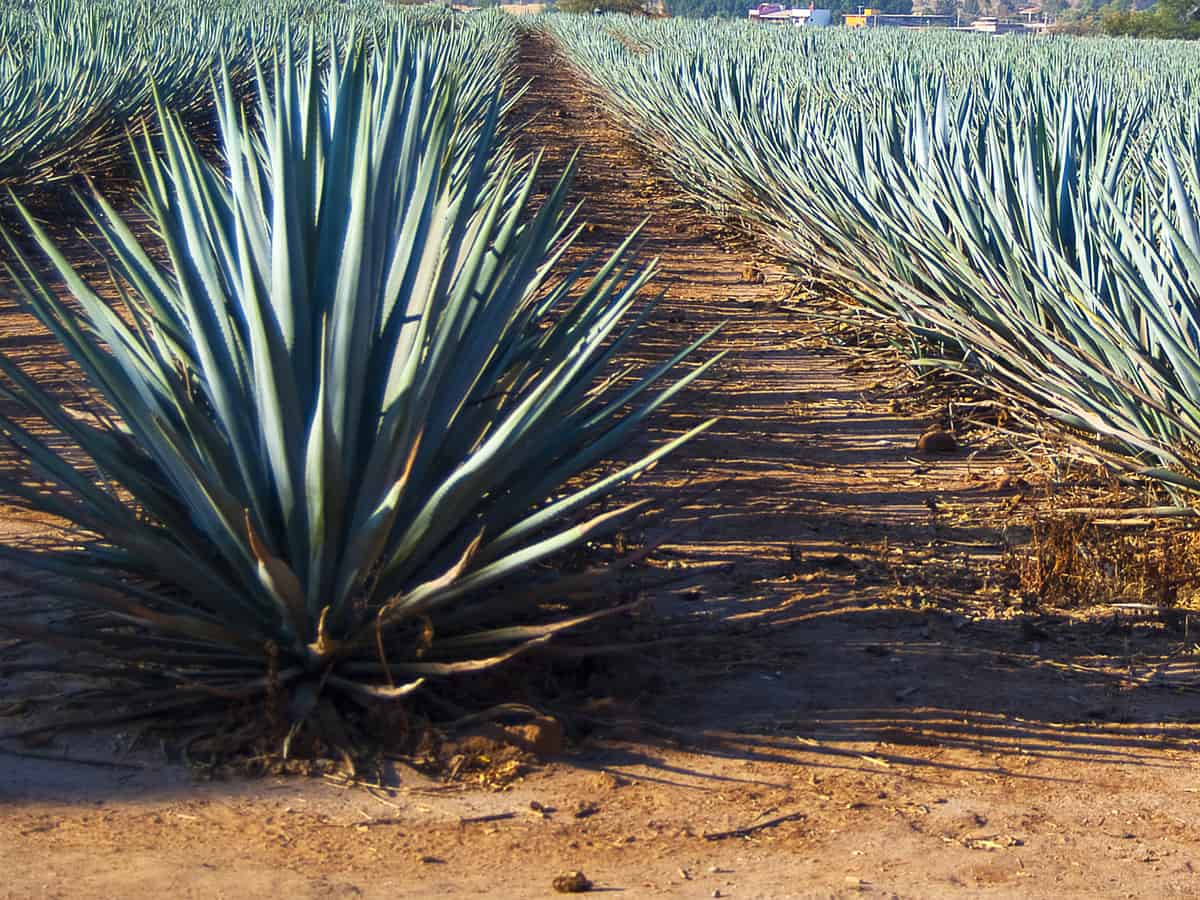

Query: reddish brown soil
left=3, top=33, right=1200, bottom=900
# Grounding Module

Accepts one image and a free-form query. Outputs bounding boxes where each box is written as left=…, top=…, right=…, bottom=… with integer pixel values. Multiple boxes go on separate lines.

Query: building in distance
left=748, top=3, right=834, bottom=26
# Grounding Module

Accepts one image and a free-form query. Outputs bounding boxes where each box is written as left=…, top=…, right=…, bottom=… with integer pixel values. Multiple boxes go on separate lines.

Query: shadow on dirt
left=553, top=600, right=1200, bottom=792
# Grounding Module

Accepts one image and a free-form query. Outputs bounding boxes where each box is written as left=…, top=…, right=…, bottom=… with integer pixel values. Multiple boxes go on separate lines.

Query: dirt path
left=3, top=33, right=1200, bottom=900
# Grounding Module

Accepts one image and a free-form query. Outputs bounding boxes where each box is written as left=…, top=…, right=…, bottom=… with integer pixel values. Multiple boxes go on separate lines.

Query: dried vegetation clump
left=1012, top=515, right=1200, bottom=611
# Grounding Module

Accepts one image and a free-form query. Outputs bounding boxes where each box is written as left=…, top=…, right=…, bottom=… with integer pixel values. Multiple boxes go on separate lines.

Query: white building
left=748, top=3, right=833, bottom=25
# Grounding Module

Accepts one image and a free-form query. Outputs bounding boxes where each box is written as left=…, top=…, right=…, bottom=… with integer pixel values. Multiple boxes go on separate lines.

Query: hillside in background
left=662, top=0, right=1147, bottom=22
left=473, top=0, right=1176, bottom=31
left=637, top=0, right=1165, bottom=28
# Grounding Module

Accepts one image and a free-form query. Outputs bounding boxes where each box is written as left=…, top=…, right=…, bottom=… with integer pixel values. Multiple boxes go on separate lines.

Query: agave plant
left=0, top=32, right=719, bottom=748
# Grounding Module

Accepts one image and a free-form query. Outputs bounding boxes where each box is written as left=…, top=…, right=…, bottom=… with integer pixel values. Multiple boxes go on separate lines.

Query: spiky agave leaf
left=0, top=30, right=719, bottom=742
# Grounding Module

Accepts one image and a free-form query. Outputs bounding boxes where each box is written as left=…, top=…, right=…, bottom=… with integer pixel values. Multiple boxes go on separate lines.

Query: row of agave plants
left=0, top=9, right=714, bottom=753
left=546, top=16, right=1200, bottom=495
left=0, top=0, right=474, bottom=184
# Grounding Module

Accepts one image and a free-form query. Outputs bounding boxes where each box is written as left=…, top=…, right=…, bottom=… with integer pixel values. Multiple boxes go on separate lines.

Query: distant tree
left=1102, top=6, right=1134, bottom=27
left=560, top=0, right=649, bottom=12
left=666, top=0, right=748, bottom=17
left=1103, top=0, right=1200, bottom=36
left=1050, top=4, right=1104, bottom=32
left=824, top=0, right=856, bottom=20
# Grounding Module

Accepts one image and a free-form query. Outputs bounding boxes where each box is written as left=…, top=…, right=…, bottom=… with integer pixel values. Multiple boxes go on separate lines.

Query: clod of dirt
left=917, top=428, right=959, bottom=453
left=813, top=552, right=857, bottom=571
left=505, top=715, right=564, bottom=758
left=552, top=871, right=593, bottom=893
left=594, top=771, right=628, bottom=790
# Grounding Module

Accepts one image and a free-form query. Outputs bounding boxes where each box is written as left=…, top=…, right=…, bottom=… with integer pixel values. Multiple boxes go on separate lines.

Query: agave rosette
left=0, top=29, right=719, bottom=737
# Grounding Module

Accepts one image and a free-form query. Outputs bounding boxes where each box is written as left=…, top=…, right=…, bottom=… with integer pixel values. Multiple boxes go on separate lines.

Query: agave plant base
left=1, top=557, right=658, bottom=771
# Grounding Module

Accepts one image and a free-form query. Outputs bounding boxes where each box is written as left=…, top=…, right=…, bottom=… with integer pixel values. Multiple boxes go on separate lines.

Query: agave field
left=1, top=0, right=1200, bottom=766
left=0, top=0, right=530, bottom=185
left=9, top=1, right=1200, bottom=893
left=548, top=16, right=1200, bottom=494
